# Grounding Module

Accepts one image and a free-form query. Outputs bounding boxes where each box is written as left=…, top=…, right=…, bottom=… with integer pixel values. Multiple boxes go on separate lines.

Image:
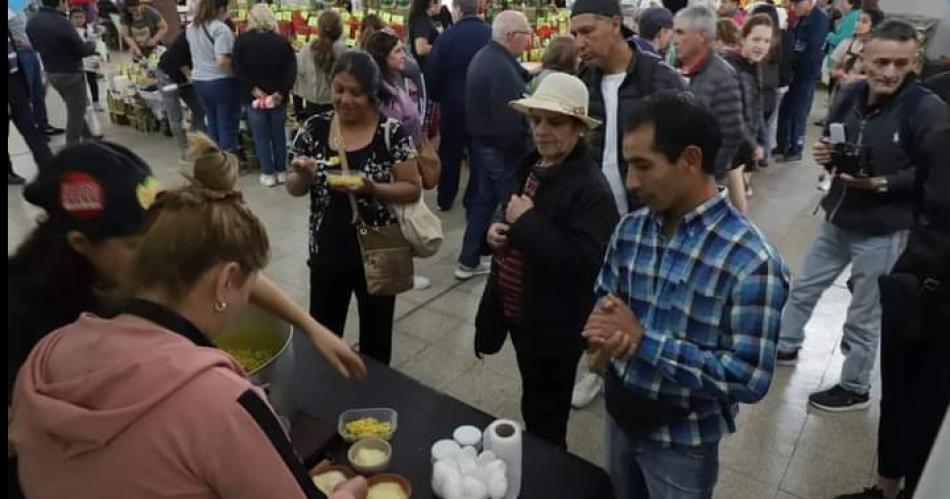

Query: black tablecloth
left=287, top=332, right=615, bottom=499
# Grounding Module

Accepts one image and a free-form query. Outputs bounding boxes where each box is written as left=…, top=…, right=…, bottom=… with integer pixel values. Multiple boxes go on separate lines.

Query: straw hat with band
left=509, top=72, right=602, bottom=130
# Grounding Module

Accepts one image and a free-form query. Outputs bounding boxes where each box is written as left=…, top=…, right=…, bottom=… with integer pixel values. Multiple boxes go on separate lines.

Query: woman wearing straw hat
left=474, top=73, right=620, bottom=449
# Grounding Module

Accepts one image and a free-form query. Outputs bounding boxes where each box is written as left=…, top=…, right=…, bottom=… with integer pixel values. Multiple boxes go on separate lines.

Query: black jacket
left=158, top=32, right=193, bottom=84
left=579, top=41, right=685, bottom=205
left=475, top=147, right=620, bottom=357
left=465, top=41, right=530, bottom=154
left=821, top=78, right=948, bottom=235
left=232, top=30, right=297, bottom=104
left=722, top=50, right=763, bottom=161
left=25, top=7, right=96, bottom=73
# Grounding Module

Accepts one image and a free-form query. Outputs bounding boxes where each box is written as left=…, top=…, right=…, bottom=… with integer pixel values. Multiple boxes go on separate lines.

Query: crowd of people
left=7, top=0, right=950, bottom=498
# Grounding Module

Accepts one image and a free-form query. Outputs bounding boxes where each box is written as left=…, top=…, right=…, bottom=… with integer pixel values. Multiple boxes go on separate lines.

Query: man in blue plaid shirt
left=584, top=93, right=789, bottom=498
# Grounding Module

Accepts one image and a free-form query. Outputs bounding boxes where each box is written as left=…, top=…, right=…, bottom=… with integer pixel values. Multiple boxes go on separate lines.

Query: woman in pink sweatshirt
left=9, top=139, right=367, bottom=499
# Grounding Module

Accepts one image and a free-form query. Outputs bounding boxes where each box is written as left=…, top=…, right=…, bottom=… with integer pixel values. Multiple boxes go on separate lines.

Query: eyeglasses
left=510, top=30, right=534, bottom=37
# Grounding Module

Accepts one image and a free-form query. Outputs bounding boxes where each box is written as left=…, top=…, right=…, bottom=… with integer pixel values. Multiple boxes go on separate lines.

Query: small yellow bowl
left=347, top=437, right=392, bottom=474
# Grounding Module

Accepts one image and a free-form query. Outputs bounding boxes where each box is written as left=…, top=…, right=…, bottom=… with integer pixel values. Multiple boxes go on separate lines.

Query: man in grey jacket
left=26, top=0, right=97, bottom=146
left=778, top=20, right=948, bottom=416
left=456, top=10, right=532, bottom=280
left=671, top=5, right=744, bottom=179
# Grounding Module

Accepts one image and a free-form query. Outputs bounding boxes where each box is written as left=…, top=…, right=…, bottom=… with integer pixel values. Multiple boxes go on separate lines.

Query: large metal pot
left=215, top=304, right=295, bottom=417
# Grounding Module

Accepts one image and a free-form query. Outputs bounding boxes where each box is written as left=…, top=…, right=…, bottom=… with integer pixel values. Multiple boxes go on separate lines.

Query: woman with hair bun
left=8, top=138, right=368, bottom=499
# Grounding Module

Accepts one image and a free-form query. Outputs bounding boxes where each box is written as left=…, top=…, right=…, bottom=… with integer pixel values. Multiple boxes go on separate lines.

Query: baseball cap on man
left=639, top=7, right=674, bottom=41
left=570, top=0, right=636, bottom=38
left=24, top=141, right=160, bottom=240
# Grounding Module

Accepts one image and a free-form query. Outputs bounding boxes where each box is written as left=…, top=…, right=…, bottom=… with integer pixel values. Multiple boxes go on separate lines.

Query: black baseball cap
left=639, top=7, right=674, bottom=41
left=570, top=0, right=636, bottom=38
left=24, top=141, right=160, bottom=240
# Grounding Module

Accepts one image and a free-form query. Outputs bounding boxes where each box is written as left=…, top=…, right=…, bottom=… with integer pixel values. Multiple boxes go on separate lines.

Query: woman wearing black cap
left=6, top=144, right=368, bottom=485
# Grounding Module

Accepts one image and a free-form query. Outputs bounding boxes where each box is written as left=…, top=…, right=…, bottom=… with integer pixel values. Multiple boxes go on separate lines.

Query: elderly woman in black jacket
left=475, top=73, right=619, bottom=449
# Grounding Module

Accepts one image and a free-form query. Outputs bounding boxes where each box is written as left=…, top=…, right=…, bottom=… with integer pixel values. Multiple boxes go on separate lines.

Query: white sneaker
left=454, top=262, right=490, bottom=280
left=259, top=174, right=278, bottom=187
left=412, top=275, right=431, bottom=290
left=571, top=372, right=604, bottom=409
left=276, top=172, right=287, bottom=184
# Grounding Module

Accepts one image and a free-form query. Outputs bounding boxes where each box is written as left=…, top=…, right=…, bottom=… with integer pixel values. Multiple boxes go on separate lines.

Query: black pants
left=7, top=72, right=53, bottom=172
left=877, top=327, right=950, bottom=494
left=515, top=350, right=582, bottom=449
left=85, top=71, right=99, bottom=103
left=436, top=102, right=470, bottom=210
left=309, top=261, right=396, bottom=365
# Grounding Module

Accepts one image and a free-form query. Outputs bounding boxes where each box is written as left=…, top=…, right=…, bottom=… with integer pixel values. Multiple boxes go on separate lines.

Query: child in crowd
left=70, top=8, right=105, bottom=113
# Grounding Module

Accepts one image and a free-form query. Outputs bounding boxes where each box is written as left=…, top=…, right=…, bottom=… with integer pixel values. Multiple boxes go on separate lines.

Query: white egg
left=487, top=471, right=508, bottom=499
left=462, top=476, right=488, bottom=499
left=485, top=459, right=506, bottom=476
left=443, top=472, right=463, bottom=499
left=433, top=460, right=456, bottom=495
left=458, top=455, right=477, bottom=475
left=476, top=450, right=497, bottom=465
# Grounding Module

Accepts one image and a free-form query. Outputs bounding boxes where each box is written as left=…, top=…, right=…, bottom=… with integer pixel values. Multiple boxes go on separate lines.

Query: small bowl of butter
left=347, top=437, right=392, bottom=474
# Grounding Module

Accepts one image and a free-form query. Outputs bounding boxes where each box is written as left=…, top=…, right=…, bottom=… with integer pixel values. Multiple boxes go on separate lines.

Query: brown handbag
left=417, top=137, right=441, bottom=190
left=334, top=118, right=414, bottom=296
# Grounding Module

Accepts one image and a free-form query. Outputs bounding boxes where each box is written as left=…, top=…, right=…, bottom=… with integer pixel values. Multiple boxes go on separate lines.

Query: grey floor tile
left=781, top=443, right=871, bottom=499
left=393, top=308, right=463, bottom=344
left=715, top=467, right=778, bottom=499
left=426, top=288, right=484, bottom=323
left=395, top=343, right=478, bottom=391
left=566, top=408, right=607, bottom=469
left=390, top=331, right=429, bottom=369
left=442, top=363, right=519, bottom=415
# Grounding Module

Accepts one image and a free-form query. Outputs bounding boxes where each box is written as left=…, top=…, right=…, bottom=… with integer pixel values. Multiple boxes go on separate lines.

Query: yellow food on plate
left=326, top=173, right=364, bottom=188
left=352, top=447, right=388, bottom=468
left=367, top=482, right=407, bottom=499
left=312, top=471, right=347, bottom=495
left=221, top=348, right=271, bottom=373
left=344, top=417, right=393, bottom=439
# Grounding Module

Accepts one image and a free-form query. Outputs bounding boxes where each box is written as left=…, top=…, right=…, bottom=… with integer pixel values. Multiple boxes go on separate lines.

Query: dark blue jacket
left=425, top=15, right=491, bottom=112
left=465, top=41, right=530, bottom=153
left=25, top=7, right=96, bottom=74
left=791, top=7, right=829, bottom=78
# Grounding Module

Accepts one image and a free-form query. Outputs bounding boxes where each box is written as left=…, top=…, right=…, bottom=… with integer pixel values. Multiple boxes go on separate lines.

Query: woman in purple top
left=365, top=30, right=423, bottom=145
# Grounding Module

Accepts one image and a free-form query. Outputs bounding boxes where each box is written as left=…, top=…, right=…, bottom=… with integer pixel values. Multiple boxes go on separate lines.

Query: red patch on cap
left=60, top=172, right=105, bottom=218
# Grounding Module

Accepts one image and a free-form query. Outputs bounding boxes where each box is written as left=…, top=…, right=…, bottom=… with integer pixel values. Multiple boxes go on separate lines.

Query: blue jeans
left=607, top=416, right=719, bottom=499
left=778, top=221, right=908, bottom=393
left=19, top=50, right=49, bottom=129
left=776, top=73, right=818, bottom=157
left=458, top=142, right=518, bottom=268
left=193, top=78, right=240, bottom=151
left=246, top=105, right=288, bottom=175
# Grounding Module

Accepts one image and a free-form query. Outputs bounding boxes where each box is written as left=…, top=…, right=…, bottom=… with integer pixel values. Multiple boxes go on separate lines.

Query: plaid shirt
left=595, top=191, right=789, bottom=447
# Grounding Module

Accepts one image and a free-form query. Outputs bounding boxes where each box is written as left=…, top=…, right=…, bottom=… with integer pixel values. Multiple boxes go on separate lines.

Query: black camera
left=830, top=142, right=872, bottom=178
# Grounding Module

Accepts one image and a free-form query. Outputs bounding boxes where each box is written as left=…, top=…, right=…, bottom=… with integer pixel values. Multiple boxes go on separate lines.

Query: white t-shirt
left=601, top=73, right=629, bottom=216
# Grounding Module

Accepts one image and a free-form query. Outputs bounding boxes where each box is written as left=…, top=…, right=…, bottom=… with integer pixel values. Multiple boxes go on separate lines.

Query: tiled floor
left=8, top=87, right=879, bottom=499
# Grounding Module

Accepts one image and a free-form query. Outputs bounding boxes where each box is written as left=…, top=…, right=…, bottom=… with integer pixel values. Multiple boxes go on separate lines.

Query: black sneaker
left=780, top=154, right=804, bottom=162
left=835, top=486, right=902, bottom=499
left=809, top=385, right=871, bottom=412
left=43, top=125, right=65, bottom=136
left=776, top=349, right=799, bottom=366
left=8, top=172, right=26, bottom=185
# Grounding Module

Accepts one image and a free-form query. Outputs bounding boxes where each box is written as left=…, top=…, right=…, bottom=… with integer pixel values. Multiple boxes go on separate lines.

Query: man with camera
left=775, top=20, right=947, bottom=413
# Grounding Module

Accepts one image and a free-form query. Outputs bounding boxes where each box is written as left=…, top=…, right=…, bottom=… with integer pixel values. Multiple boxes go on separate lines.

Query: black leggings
left=309, top=260, right=395, bottom=365
left=85, top=71, right=99, bottom=103
left=515, top=350, right=582, bottom=450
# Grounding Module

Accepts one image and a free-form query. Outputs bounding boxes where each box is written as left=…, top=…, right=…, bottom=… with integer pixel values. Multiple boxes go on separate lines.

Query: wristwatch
left=876, top=178, right=889, bottom=193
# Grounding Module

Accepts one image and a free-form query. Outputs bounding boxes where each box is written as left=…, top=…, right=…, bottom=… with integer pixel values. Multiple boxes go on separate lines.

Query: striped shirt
left=495, top=168, right=542, bottom=324
left=595, top=191, right=789, bottom=446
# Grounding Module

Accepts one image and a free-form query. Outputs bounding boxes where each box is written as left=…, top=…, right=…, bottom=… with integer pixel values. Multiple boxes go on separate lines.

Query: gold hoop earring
left=213, top=300, right=228, bottom=313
